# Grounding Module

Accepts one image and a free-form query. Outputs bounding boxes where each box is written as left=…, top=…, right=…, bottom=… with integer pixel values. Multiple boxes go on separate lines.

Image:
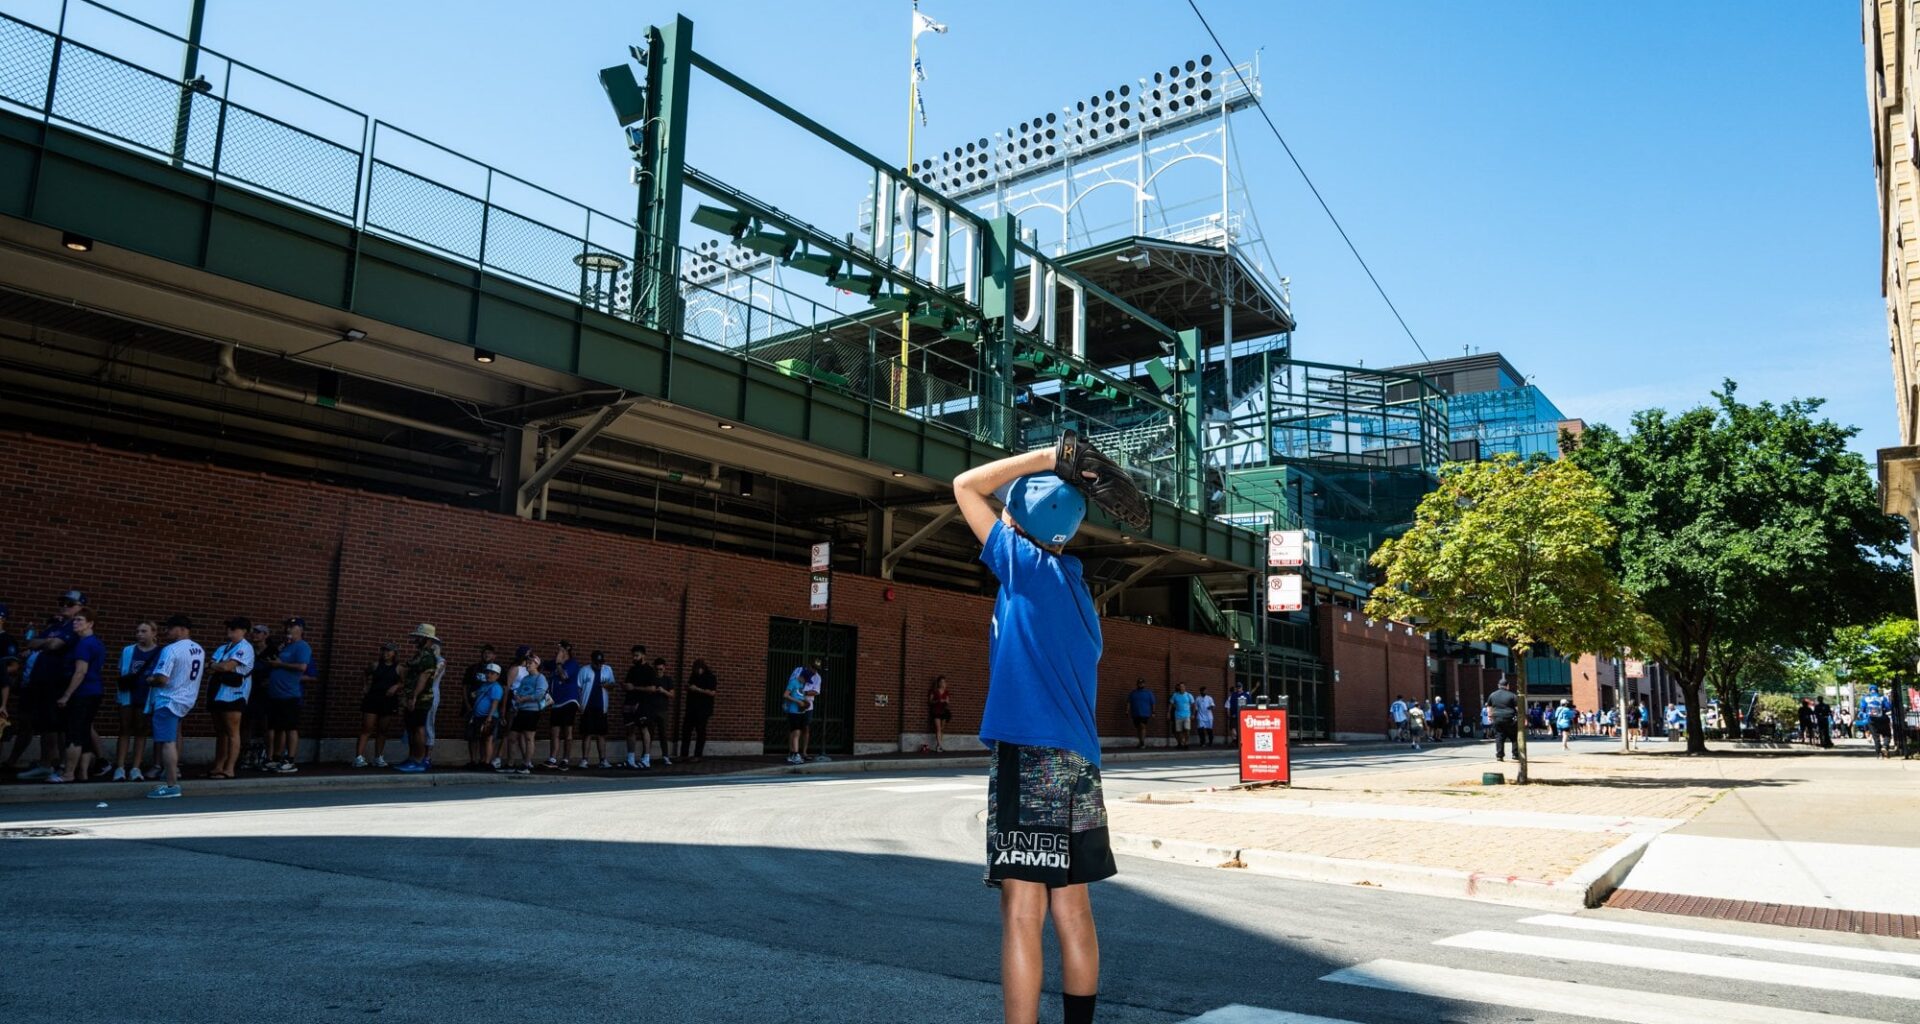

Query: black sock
left=1063, top=992, right=1096, bottom=1024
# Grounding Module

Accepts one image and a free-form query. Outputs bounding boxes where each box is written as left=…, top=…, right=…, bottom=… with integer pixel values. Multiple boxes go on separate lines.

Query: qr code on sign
left=1254, top=733, right=1273, bottom=752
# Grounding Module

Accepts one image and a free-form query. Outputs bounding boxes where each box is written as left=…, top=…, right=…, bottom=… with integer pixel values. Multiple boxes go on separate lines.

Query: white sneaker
left=597, top=760, right=612, bottom=769
left=786, top=753, right=804, bottom=765
left=490, top=757, right=503, bottom=770
left=129, top=767, right=145, bottom=782
left=351, top=756, right=368, bottom=768
left=45, top=772, right=68, bottom=783
left=18, top=765, right=50, bottom=780
left=623, top=757, right=637, bottom=769
left=374, top=757, right=388, bottom=768
left=577, top=759, right=590, bottom=769
left=660, top=755, right=672, bottom=766
left=112, top=767, right=127, bottom=781
left=639, top=756, right=651, bottom=769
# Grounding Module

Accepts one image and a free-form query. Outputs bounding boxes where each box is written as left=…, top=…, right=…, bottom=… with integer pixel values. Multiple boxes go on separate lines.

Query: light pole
left=170, top=0, right=209, bottom=168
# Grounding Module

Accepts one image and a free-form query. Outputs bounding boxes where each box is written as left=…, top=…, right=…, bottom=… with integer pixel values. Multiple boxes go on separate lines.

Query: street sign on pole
left=1267, top=530, right=1305, bottom=567
left=810, top=541, right=831, bottom=572
left=1238, top=705, right=1290, bottom=784
left=1266, top=573, right=1302, bottom=612
left=809, top=575, right=829, bottom=610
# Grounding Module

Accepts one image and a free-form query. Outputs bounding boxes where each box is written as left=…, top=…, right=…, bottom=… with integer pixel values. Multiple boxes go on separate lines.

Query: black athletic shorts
left=359, top=691, right=398, bottom=717
left=1130, top=714, right=1150, bottom=728
left=985, top=742, right=1117, bottom=889
left=26, top=689, right=58, bottom=733
left=267, top=697, right=301, bottom=731
left=550, top=703, right=579, bottom=728
left=511, top=709, right=542, bottom=732
left=212, top=698, right=247, bottom=716
left=786, top=710, right=811, bottom=730
left=465, top=716, right=491, bottom=744
left=62, top=695, right=101, bottom=750
left=404, top=705, right=432, bottom=730
left=580, top=709, right=608, bottom=737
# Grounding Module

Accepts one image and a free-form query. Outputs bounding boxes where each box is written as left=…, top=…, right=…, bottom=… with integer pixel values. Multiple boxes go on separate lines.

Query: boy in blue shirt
left=954, top=445, right=1112, bottom=1024
left=466, top=663, right=503, bottom=770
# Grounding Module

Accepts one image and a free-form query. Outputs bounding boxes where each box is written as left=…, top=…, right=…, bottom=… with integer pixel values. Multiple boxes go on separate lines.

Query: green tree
left=1367, top=455, right=1656, bottom=783
left=1565, top=383, right=1910, bottom=753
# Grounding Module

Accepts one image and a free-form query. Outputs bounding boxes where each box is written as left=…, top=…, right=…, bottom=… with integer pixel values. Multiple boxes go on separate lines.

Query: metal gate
left=764, top=617, right=857, bottom=754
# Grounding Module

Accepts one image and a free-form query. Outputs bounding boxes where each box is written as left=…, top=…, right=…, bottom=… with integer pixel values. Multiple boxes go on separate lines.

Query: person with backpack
left=1862, top=686, right=1895, bottom=758
left=1554, top=700, right=1577, bottom=751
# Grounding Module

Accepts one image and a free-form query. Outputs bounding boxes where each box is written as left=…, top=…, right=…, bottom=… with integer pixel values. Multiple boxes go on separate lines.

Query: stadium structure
left=0, top=4, right=1541, bottom=752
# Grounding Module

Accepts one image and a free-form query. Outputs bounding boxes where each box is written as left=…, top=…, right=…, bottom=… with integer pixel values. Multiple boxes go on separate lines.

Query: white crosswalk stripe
left=1517, top=913, right=1920, bottom=969
left=1432, top=929, right=1920, bottom=1000
left=1179, top=1007, right=1366, bottom=1024
left=1320, top=959, right=1898, bottom=1024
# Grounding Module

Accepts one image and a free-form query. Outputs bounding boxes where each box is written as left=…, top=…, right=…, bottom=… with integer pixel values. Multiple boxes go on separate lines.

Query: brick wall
left=0, top=430, right=1228, bottom=758
left=1315, top=605, right=1428, bottom=739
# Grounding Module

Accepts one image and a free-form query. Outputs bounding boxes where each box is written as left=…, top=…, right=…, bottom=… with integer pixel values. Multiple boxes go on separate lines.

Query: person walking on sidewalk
left=954, top=445, right=1115, bottom=1024
left=1224, top=683, right=1247, bottom=746
left=1554, top=700, right=1576, bottom=751
left=1814, top=696, right=1833, bottom=749
left=1862, top=686, right=1894, bottom=757
left=1127, top=680, right=1154, bottom=749
left=1388, top=694, right=1409, bottom=742
left=1488, top=679, right=1519, bottom=763
left=1194, top=686, right=1216, bottom=748
left=1169, top=683, right=1193, bottom=751
left=1406, top=700, right=1425, bottom=751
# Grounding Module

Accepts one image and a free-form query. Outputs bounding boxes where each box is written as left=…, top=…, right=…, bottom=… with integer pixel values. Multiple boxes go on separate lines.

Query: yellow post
left=896, top=11, right=917, bottom=411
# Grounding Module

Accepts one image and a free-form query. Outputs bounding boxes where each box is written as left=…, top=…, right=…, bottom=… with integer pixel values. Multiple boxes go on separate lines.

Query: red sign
left=1238, top=708, right=1290, bottom=784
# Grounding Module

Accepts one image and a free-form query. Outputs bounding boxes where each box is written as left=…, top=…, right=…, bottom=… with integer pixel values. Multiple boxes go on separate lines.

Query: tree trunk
left=1680, top=674, right=1708, bottom=754
left=1514, top=650, right=1531, bottom=784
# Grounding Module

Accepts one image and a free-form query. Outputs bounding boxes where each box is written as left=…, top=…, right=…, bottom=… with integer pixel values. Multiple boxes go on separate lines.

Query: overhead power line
left=1184, top=0, right=1430, bottom=363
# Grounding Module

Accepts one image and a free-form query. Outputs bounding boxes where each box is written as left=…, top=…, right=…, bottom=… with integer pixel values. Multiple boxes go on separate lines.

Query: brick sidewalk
left=1107, top=746, right=1800, bottom=890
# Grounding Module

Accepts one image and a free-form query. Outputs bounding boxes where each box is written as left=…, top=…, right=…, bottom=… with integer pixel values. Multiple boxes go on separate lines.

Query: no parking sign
left=1238, top=706, right=1290, bottom=785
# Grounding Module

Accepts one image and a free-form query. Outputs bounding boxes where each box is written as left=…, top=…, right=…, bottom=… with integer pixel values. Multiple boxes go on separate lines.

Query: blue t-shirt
left=1170, top=691, right=1194, bottom=720
left=976, top=521, right=1103, bottom=765
left=471, top=681, right=504, bottom=718
left=782, top=672, right=810, bottom=714
left=28, top=618, right=75, bottom=688
left=1128, top=688, right=1155, bottom=718
left=1553, top=706, right=1575, bottom=729
left=550, top=660, right=582, bottom=706
left=268, top=639, right=311, bottom=699
left=68, top=634, right=106, bottom=698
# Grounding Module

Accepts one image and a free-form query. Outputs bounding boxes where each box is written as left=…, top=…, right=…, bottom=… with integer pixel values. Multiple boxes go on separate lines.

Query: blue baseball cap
left=993, top=473, right=1086, bottom=547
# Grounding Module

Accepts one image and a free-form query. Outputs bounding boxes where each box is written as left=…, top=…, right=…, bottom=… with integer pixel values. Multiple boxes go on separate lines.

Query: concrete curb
left=739, top=748, right=1241, bottom=777
left=0, top=769, right=530, bottom=805
left=1110, top=829, right=1655, bottom=911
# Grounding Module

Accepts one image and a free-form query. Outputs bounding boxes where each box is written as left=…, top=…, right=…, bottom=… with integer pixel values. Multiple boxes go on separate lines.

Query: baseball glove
left=1054, top=429, right=1152, bottom=531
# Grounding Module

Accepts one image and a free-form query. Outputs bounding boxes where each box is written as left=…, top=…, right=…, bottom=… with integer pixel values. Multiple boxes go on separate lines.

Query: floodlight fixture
left=342, top=328, right=368, bottom=341
left=61, top=231, right=92, bottom=252
left=474, top=348, right=496, bottom=363
left=598, top=64, right=649, bottom=127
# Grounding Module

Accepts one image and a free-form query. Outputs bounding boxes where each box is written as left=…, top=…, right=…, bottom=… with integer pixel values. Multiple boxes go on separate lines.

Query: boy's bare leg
left=1000, top=880, right=1048, bottom=1024
left=1052, top=884, right=1100, bottom=1002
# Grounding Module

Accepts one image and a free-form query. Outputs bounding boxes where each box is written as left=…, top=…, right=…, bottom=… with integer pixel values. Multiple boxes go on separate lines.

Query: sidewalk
left=1106, top=737, right=1920, bottom=920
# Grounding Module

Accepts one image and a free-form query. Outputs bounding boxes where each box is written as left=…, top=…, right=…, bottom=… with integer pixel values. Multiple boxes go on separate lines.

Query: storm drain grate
left=0, top=826, right=81, bottom=838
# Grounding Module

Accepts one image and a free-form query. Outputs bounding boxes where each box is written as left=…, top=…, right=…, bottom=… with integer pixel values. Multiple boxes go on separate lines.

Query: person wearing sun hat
left=953, top=446, right=1114, bottom=1024
left=396, top=623, right=445, bottom=773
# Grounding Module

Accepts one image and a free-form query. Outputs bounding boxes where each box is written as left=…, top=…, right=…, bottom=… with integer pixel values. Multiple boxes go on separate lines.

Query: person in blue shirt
left=1862, top=686, right=1894, bottom=757
left=955, top=444, right=1114, bottom=1024
left=263, top=618, right=312, bottom=773
left=1127, top=680, right=1155, bottom=749
left=109, top=620, right=162, bottom=782
left=465, top=663, right=503, bottom=770
left=49, top=606, right=107, bottom=783
left=1554, top=700, right=1577, bottom=751
left=1169, top=682, right=1195, bottom=751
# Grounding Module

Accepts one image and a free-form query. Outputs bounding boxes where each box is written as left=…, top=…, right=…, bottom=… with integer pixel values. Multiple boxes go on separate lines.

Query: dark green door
left=764, top=617, right=857, bottom=754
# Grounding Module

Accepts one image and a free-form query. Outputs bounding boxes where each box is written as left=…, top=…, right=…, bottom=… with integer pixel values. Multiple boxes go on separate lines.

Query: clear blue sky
left=18, top=0, right=1892, bottom=456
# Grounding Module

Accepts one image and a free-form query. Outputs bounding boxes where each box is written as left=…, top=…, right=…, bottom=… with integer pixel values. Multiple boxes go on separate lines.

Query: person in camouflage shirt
left=396, top=623, right=446, bottom=773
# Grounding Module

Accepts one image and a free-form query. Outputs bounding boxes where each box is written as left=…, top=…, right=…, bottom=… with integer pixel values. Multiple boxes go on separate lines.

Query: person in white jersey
left=145, top=614, right=205, bottom=799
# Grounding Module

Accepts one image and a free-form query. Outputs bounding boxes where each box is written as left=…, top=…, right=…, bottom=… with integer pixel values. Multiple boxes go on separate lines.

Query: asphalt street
left=2, top=742, right=1914, bottom=1024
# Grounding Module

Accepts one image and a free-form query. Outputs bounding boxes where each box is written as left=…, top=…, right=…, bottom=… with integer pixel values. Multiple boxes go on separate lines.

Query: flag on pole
left=912, top=10, right=948, bottom=38
left=913, top=57, right=929, bottom=125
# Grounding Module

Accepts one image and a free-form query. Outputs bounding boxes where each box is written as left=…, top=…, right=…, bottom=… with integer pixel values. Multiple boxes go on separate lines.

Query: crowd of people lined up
left=1788, top=690, right=1900, bottom=756
left=0, top=590, right=727, bottom=799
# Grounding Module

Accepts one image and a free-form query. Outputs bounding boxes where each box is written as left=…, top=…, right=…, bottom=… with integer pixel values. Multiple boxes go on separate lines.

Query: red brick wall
left=0, top=430, right=1228, bottom=755
left=1315, top=605, right=1429, bottom=738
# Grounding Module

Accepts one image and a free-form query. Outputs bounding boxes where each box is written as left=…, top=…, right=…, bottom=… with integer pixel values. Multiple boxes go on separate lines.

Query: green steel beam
left=635, top=15, right=692, bottom=334
left=1178, top=326, right=1204, bottom=511
left=686, top=50, right=988, bottom=233
left=981, top=214, right=1019, bottom=449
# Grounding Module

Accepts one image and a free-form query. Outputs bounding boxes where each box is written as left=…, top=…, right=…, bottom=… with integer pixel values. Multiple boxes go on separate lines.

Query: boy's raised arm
left=952, top=448, right=1057, bottom=545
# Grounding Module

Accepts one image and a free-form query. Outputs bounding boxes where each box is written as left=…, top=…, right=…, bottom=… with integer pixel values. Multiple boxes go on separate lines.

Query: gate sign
left=1624, top=658, right=1645, bottom=679
left=1238, top=708, right=1290, bottom=784
left=1266, top=573, right=1302, bottom=612
left=810, top=541, right=832, bottom=572
left=809, top=575, right=830, bottom=610
left=1268, top=529, right=1305, bottom=567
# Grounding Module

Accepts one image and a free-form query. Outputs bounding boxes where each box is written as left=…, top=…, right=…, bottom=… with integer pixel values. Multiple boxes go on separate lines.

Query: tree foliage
left=1564, top=382, right=1910, bottom=752
left=1827, top=617, right=1919, bottom=691
left=1367, top=454, right=1657, bottom=782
